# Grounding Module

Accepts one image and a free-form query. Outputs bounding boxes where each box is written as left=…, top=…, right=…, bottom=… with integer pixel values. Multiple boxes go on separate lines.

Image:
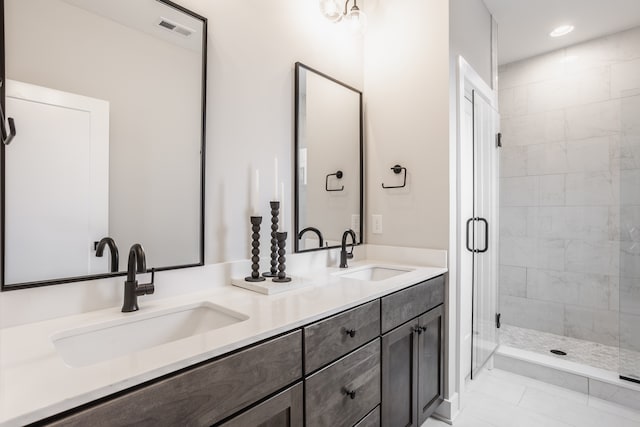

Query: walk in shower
left=497, top=26, right=640, bottom=384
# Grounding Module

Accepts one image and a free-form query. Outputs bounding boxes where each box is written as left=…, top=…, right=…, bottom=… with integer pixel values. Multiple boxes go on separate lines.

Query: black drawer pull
left=421, top=326, right=427, bottom=332
left=345, top=328, right=356, bottom=338
left=412, top=325, right=423, bottom=335
left=343, top=388, right=357, bottom=399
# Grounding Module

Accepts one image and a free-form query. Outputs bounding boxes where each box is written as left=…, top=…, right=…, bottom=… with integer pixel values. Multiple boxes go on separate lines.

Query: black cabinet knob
left=412, top=325, right=422, bottom=335
left=343, top=388, right=357, bottom=399
left=345, top=329, right=356, bottom=338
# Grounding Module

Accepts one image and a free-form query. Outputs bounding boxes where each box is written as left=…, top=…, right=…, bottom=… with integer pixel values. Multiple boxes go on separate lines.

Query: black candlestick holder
left=272, top=231, right=292, bottom=283
left=262, top=201, right=280, bottom=278
left=245, top=216, right=265, bottom=282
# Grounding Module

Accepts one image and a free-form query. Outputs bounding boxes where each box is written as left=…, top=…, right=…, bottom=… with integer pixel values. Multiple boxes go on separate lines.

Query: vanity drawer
left=44, top=331, right=302, bottom=427
left=304, top=300, right=380, bottom=373
left=381, top=275, right=445, bottom=334
left=219, top=383, right=303, bottom=427
left=305, top=338, right=381, bottom=427
left=355, top=406, right=380, bottom=427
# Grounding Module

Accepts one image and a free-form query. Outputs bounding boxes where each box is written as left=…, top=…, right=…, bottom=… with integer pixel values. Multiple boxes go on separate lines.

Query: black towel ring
left=382, top=165, right=407, bottom=189
left=325, top=170, right=344, bottom=192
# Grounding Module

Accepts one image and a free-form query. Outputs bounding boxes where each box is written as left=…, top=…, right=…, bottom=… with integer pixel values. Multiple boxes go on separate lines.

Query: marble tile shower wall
left=498, top=26, right=640, bottom=349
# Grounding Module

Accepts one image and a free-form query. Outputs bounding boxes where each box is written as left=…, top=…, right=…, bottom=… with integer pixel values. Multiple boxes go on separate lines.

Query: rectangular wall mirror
left=294, top=62, right=363, bottom=252
left=1, top=0, right=207, bottom=289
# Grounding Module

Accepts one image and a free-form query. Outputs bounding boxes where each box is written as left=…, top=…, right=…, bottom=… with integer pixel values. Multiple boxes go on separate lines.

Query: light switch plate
left=372, top=214, right=383, bottom=234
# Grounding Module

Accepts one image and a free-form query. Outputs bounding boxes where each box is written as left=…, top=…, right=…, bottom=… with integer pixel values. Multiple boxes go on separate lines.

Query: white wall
left=449, top=0, right=493, bottom=88
left=4, top=0, right=463, bottom=268
left=364, top=0, right=450, bottom=251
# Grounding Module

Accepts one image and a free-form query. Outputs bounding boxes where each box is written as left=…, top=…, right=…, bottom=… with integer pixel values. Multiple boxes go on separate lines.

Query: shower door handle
left=466, top=217, right=489, bottom=253
left=477, top=217, right=489, bottom=253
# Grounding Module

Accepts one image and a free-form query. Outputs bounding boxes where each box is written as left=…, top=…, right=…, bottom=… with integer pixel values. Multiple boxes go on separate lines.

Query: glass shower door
left=471, top=90, right=500, bottom=378
left=619, top=95, right=640, bottom=383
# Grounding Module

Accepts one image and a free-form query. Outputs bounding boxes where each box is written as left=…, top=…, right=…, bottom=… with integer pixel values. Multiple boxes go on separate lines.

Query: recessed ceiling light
left=550, top=25, right=575, bottom=37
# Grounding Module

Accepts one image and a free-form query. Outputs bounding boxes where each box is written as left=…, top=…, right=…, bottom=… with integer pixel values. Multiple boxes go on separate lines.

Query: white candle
left=252, top=169, right=260, bottom=215
left=273, top=157, right=279, bottom=200
left=280, top=182, right=286, bottom=231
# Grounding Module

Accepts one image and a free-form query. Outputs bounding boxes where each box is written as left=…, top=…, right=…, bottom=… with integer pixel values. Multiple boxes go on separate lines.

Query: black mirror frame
left=293, top=62, right=364, bottom=253
left=0, top=0, right=207, bottom=291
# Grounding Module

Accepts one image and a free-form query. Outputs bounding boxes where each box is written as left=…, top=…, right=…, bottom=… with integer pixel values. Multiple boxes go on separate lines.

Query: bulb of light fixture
left=319, top=0, right=343, bottom=23
left=345, top=5, right=367, bottom=35
left=550, top=25, right=574, bottom=37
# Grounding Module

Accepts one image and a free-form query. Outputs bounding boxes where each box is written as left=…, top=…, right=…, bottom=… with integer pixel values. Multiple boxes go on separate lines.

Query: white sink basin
left=338, top=265, right=414, bottom=281
left=51, top=302, right=249, bottom=367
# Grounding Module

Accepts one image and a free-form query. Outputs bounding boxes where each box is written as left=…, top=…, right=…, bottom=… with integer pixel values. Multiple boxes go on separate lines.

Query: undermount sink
left=337, top=265, right=414, bottom=281
left=51, top=302, right=249, bottom=368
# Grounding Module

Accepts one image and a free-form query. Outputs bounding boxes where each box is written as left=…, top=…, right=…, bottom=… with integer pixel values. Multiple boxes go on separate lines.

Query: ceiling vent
left=157, top=17, right=194, bottom=37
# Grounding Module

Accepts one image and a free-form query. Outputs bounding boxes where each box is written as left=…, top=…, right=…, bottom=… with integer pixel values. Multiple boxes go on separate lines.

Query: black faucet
left=297, top=226, right=324, bottom=248
left=340, top=229, right=357, bottom=268
left=95, top=237, right=119, bottom=273
left=122, top=244, right=155, bottom=313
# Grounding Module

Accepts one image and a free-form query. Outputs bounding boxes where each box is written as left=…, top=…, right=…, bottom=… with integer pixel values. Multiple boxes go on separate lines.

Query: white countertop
left=0, top=258, right=446, bottom=426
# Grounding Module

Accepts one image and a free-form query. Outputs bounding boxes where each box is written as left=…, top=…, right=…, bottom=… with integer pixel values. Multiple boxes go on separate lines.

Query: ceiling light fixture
left=319, top=0, right=367, bottom=35
left=550, top=25, right=574, bottom=37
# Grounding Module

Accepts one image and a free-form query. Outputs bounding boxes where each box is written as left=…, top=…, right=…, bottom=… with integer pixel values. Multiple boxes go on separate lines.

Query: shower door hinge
left=496, top=313, right=501, bottom=329
left=496, top=132, right=502, bottom=148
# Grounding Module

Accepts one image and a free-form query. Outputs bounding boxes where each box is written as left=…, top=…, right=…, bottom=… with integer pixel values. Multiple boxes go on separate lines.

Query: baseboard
left=432, top=392, right=459, bottom=424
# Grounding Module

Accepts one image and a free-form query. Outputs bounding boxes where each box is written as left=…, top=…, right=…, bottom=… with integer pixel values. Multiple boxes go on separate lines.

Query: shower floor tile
left=500, top=324, right=625, bottom=373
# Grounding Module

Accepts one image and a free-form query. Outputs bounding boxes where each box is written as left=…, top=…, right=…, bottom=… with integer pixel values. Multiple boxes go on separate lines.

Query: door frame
left=452, top=56, right=498, bottom=413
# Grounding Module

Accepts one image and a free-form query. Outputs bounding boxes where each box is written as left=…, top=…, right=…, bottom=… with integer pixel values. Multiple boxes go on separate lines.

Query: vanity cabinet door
left=381, top=319, right=419, bottom=427
left=304, top=300, right=380, bottom=374
left=417, top=306, right=444, bottom=425
left=219, top=383, right=303, bottom=427
left=43, top=331, right=302, bottom=427
left=380, top=275, right=445, bottom=334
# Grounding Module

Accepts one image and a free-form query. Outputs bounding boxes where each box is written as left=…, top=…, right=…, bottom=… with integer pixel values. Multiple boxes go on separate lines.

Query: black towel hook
left=325, top=170, right=344, bottom=192
left=382, top=164, right=407, bottom=189
left=0, top=79, right=16, bottom=146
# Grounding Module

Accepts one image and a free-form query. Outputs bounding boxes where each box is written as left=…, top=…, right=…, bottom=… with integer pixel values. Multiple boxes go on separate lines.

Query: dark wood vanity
left=33, top=274, right=445, bottom=427
left=380, top=275, right=446, bottom=426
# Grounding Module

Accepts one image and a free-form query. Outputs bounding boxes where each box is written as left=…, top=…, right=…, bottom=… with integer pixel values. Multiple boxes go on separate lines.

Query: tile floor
left=424, top=368, right=640, bottom=427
